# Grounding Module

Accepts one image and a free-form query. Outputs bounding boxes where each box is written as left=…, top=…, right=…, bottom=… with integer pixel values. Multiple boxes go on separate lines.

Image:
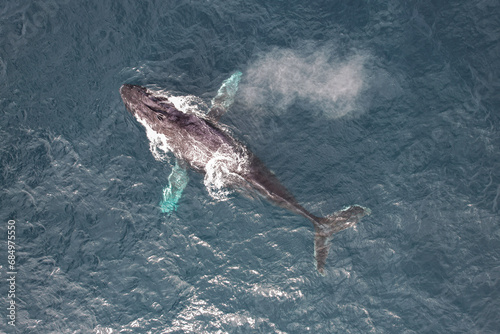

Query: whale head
left=120, top=84, right=180, bottom=129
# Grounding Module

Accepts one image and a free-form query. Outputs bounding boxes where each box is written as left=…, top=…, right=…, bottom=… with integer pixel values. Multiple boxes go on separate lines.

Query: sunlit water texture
left=0, top=1, right=499, bottom=333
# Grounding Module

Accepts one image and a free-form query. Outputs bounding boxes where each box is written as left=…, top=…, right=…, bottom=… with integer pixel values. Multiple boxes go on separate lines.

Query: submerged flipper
left=313, top=205, right=371, bottom=274
left=208, top=71, right=242, bottom=121
left=159, top=160, right=189, bottom=213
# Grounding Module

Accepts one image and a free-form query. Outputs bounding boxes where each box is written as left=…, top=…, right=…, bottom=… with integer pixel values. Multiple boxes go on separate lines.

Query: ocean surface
left=1, top=1, right=499, bottom=333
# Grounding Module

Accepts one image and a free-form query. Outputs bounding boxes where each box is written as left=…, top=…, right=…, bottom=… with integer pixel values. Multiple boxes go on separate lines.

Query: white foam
left=135, top=116, right=172, bottom=162
left=203, top=145, right=249, bottom=201
left=157, top=90, right=208, bottom=117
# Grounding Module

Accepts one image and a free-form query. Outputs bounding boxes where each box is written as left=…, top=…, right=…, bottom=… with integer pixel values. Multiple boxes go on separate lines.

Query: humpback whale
left=120, top=80, right=370, bottom=274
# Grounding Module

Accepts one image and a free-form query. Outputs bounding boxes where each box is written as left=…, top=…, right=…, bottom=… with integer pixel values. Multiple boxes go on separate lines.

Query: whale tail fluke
left=313, top=205, right=371, bottom=274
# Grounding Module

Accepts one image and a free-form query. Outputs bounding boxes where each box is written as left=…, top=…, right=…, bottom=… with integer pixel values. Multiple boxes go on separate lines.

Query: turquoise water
left=1, top=1, right=499, bottom=333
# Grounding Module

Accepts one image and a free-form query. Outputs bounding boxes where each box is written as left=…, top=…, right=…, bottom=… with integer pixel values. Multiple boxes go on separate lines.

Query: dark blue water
left=1, top=1, right=499, bottom=333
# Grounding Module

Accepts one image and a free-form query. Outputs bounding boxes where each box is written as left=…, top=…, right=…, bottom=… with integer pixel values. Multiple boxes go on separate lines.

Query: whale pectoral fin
left=208, top=71, right=242, bottom=121
left=159, top=159, right=189, bottom=213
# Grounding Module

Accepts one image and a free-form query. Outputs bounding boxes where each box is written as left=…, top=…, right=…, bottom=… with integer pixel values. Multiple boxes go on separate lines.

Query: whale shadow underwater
left=120, top=78, right=370, bottom=274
